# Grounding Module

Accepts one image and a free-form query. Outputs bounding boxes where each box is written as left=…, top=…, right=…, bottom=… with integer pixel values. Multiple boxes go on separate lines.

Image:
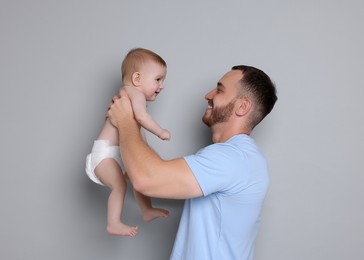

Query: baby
left=86, top=48, right=170, bottom=236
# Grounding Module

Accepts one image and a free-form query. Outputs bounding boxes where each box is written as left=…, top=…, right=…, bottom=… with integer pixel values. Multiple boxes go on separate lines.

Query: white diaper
left=85, top=140, right=124, bottom=186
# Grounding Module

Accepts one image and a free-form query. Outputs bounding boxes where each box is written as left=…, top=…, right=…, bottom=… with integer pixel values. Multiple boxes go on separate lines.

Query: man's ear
left=235, top=97, right=252, bottom=117
left=132, top=72, right=141, bottom=86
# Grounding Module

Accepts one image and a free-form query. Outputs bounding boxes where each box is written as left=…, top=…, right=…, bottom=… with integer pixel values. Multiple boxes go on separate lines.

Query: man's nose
left=205, top=89, right=215, bottom=100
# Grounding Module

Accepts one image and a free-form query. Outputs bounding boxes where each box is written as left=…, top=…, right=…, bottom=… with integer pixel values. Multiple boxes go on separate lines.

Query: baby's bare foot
left=107, top=223, right=138, bottom=236
left=143, top=208, right=169, bottom=222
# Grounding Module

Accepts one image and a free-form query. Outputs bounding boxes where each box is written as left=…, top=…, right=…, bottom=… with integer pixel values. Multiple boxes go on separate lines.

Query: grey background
left=1, top=0, right=363, bottom=259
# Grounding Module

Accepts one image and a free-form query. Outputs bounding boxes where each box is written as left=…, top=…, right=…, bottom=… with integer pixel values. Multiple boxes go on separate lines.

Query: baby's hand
left=159, top=129, right=171, bottom=141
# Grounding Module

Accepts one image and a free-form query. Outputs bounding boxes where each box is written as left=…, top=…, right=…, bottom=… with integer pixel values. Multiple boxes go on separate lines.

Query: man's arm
left=108, top=90, right=203, bottom=199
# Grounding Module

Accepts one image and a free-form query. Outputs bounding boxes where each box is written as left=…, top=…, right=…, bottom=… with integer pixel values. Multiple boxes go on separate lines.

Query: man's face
left=202, top=70, right=242, bottom=127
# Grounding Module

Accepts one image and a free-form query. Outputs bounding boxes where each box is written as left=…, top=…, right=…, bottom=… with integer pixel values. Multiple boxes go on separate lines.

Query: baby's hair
left=121, top=48, right=167, bottom=82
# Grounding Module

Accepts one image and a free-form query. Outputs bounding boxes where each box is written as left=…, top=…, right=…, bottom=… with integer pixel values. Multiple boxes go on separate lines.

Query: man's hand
left=107, top=88, right=135, bottom=128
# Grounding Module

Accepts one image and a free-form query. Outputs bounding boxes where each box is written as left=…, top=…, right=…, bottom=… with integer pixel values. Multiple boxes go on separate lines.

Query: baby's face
left=138, top=61, right=167, bottom=101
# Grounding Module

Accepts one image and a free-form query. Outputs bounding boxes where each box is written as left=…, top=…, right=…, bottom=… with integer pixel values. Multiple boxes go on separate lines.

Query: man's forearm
left=117, top=117, right=161, bottom=192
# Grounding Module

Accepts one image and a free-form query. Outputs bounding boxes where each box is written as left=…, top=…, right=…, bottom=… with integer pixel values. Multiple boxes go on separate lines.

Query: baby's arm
left=124, top=86, right=170, bottom=140
left=140, top=128, right=147, bottom=143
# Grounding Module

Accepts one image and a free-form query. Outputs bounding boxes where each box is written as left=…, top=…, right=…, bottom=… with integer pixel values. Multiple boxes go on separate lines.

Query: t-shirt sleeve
left=184, top=143, right=248, bottom=196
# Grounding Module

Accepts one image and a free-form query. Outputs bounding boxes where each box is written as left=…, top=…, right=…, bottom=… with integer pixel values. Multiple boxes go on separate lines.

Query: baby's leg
left=95, top=158, right=138, bottom=236
left=133, top=189, right=169, bottom=222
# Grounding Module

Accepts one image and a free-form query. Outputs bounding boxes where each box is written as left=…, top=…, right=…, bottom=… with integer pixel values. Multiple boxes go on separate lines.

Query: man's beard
left=202, top=99, right=236, bottom=127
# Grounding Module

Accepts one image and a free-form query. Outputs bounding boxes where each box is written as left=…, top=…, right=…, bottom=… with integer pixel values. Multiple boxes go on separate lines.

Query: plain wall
left=1, top=0, right=363, bottom=259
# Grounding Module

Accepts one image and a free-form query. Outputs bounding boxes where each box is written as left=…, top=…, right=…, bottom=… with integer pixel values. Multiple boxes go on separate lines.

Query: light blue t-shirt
left=170, top=134, right=269, bottom=260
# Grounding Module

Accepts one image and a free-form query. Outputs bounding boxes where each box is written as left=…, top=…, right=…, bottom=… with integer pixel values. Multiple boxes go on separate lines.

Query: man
left=108, top=65, right=277, bottom=259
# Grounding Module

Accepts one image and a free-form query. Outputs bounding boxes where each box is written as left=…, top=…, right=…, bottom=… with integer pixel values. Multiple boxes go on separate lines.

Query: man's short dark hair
left=232, top=65, right=277, bottom=129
